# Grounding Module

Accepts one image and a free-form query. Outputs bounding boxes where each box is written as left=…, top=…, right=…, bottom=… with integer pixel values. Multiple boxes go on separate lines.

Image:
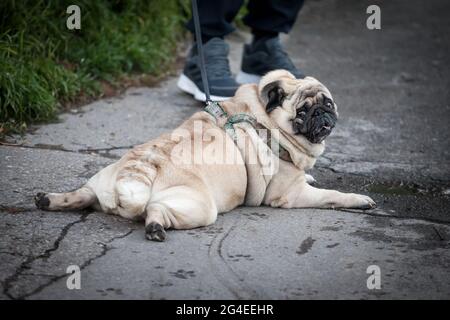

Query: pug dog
left=34, top=70, right=375, bottom=241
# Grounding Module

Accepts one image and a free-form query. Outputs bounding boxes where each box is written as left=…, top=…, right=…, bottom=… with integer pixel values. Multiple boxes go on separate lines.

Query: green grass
left=0, top=0, right=190, bottom=136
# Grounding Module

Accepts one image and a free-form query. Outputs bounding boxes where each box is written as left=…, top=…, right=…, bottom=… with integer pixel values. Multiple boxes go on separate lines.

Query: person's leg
left=185, top=0, right=244, bottom=43
left=178, top=0, right=244, bottom=101
left=244, top=0, right=304, bottom=38
left=237, top=0, right=306, bottom=84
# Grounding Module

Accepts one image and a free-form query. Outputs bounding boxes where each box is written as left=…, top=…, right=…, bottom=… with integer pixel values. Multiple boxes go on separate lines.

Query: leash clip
left=205, top=101, right=228, bottom=119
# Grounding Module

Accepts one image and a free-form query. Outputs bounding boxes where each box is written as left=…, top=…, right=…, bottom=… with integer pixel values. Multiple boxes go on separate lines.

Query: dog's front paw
left=145, top=222, right=166, bottom=242
left=35, top=192, right=50, bottom=210
left=346, top=194, right=376, bottom=209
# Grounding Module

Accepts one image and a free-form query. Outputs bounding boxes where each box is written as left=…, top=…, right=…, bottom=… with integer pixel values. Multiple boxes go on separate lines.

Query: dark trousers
left=186, top=0, right=305, bottom=39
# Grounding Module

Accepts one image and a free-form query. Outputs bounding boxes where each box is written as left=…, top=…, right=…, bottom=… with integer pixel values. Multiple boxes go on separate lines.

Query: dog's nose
left=313, top=109, right=323, bottom=116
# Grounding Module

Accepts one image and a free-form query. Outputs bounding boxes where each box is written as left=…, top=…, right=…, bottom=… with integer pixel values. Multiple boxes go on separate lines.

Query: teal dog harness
left=204, top=101, right=258, bottom=141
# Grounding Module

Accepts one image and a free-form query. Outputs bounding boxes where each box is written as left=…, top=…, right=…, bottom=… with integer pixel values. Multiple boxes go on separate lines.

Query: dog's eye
left=323, top=97, right=333, bottom=109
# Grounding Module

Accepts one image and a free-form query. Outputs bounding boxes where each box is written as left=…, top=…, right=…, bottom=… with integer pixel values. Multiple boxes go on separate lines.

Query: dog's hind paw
left=35, top=192, right=50, bottom=210
left=145, top=222, right=166, bottom=242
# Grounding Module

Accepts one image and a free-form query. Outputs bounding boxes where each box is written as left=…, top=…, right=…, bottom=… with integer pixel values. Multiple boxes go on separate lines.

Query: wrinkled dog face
left=259, top=70, right=338, bottom=144
left=292, top=94, right=337, bottom=144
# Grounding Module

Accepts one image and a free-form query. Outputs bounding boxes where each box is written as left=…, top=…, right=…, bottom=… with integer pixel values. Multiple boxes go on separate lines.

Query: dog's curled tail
left=114, top=159, right=157, bottom=218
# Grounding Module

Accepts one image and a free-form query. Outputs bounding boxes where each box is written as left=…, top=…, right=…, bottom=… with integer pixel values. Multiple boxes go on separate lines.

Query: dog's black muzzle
left=293, top=104, right=338, bottom=144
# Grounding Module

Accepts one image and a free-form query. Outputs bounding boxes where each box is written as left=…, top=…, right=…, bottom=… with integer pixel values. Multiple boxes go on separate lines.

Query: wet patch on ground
left=297, top=237, right=316, bottom=255
left=96, top=287, right=124, bottom=297
left=349, top=217, right=450, bottom=251
left=169, top=269, right=196, bottom=280
left=368, top=182, right=448, bottom=196
left=227, top=254, right=254, bottom=262
left=310, top=167, right=450, bottom=223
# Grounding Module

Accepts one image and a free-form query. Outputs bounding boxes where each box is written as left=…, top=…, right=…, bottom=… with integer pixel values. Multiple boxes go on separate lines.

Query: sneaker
left=177, top=38, right=239, bottom=101
left=236, top=37, right=305, bottom=84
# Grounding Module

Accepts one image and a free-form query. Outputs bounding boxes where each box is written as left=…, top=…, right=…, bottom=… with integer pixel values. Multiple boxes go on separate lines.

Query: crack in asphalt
left=2, top=212, right=91, bottom=299
left=1, top=209, right=133, bottom=300
left=0, top=205, right=32, bottom=214
left=0, top=143, right=134, bottom=160
left=21, top=229, right=135, bottom=300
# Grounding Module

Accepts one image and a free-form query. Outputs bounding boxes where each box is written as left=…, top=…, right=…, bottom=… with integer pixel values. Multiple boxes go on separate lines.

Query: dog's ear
left=261, top=81, right=286, bottom=113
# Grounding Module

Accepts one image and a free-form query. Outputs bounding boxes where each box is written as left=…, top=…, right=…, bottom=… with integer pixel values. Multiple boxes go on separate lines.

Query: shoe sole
left=236, top=71, right=262, bottom=84
left=177, top=74, right=230, bottom=102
